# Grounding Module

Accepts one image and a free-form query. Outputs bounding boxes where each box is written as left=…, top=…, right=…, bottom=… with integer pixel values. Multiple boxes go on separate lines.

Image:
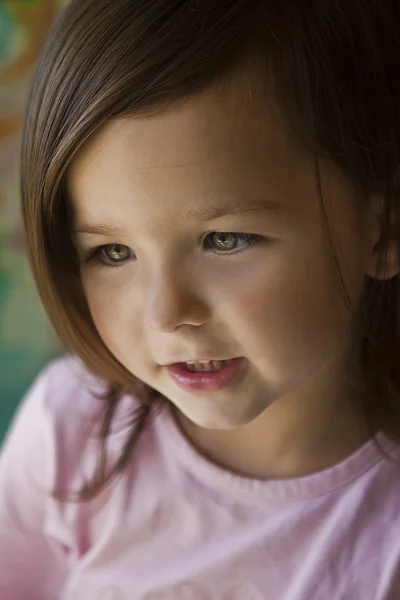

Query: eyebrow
left=73, top=198, right=286, bottom=236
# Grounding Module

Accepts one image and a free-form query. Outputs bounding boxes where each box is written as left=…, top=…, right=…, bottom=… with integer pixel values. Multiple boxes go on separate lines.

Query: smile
left=166, top=357, right=245, bottom=391
left=183, top=359, right=234, bottom=372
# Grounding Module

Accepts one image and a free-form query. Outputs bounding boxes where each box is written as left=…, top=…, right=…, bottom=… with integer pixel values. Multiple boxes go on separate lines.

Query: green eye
left=205, top=232, right=258, bottom=252
left=101, top=244, right=133, bottom=263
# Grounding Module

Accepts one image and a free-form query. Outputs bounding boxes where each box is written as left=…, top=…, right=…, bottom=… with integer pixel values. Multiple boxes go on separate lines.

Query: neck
left=173, top=360, right=371, bottom=480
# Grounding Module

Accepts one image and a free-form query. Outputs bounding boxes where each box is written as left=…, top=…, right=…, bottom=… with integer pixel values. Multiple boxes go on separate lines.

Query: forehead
left=67, top=69, right=302, bottom=211
left=71, top=68, right=294, bottom=165
left=67, top=73, right=334, bottom=238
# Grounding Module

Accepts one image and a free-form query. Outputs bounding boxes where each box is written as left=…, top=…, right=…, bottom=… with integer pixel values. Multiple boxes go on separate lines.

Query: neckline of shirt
left=155, top=401, right=398, bottom=505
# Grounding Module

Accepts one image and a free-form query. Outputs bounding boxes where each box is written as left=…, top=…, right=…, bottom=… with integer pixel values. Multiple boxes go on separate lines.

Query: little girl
left=1, top=0, right=400, bottom=598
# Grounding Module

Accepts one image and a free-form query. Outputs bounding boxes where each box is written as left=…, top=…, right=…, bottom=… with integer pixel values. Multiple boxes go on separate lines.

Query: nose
left=143, top=261, right=209, bottom=333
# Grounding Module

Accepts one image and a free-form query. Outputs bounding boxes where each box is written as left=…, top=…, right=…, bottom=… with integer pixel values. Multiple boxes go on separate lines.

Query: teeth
left=184, top=359, right=233, bottom=372
left=185, top=360, right=212, bottom=364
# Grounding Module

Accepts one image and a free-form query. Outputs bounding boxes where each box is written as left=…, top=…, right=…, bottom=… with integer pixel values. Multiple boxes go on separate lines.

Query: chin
left=181, top=401, right=269, bottom=431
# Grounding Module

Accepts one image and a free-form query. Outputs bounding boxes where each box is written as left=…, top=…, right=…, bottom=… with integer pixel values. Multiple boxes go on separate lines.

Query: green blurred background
left=0, top=1, right=67, bottom=441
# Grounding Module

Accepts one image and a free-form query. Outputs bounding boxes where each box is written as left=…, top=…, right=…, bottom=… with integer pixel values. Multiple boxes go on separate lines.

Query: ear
left=365, top=197, right=400, bottom=280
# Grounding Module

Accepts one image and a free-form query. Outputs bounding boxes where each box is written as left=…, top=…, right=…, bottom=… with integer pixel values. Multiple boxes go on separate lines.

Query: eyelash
left=83, top=232, right=262, bottom=269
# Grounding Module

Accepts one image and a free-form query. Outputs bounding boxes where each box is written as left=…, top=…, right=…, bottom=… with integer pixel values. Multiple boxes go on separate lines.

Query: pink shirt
left=0, top=357, right=399, bottom=600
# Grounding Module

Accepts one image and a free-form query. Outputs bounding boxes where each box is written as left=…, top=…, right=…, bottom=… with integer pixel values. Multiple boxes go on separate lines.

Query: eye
left=100, top=244, right=134, bottom=264
left=204, top=232, right=259, bottom=253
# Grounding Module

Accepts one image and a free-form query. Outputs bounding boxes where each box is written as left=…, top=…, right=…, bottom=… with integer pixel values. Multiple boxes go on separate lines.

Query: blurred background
left=0, top=1, right=67, bottom=441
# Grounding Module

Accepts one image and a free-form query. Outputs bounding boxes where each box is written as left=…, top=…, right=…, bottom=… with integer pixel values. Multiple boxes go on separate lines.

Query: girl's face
left=69, top=71, right=373, bottom=430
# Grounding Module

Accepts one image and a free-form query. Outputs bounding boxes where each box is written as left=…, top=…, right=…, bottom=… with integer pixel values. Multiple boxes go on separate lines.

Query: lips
left=165, top=357, right=245, bottom=391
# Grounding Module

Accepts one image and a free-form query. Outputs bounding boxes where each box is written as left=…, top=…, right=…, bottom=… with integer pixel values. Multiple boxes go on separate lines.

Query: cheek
left=219, top=249, right=353, bottom=374
left=83, top=277, right=142, bottom=359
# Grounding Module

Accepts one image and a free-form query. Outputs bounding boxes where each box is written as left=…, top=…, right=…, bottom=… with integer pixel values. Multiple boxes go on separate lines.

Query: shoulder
left=16, top=355, right=142, bottom=447
left=0, top=355, right=141, bottom=498
left=4, top=355, right=108, bottom=445
left=41, top=354, right=108, bottom=401
left=0, top=356, right=107, bottom=468
left=34, top=354, right=110, bottom=421
left=1, top=355, right=118, bottom=472
left=0, top=356, right=103, bottom=509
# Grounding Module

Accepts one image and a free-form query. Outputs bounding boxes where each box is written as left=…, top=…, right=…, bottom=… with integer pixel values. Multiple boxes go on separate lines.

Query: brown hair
left=21, top=0, right=400, bottom=501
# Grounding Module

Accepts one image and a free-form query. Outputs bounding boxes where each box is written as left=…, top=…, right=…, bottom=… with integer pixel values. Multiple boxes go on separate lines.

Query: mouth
left=165, top=357, right=245, bottom=391
left=178, top=359, right=235, bottom=372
